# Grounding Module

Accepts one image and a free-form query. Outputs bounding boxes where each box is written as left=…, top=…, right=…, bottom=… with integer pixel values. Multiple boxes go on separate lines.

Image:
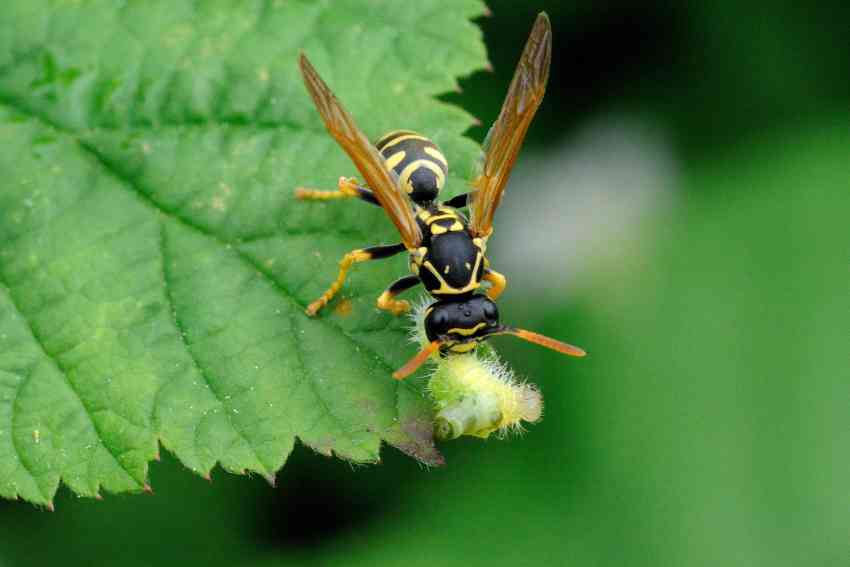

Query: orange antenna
left=393, top=340, right=442, bottom=380
left=502, top=328, right=586, bottom=357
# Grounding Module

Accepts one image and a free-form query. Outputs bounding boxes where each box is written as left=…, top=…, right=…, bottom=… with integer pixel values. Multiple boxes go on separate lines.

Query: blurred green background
left=1, top=1, right=847, bottom=565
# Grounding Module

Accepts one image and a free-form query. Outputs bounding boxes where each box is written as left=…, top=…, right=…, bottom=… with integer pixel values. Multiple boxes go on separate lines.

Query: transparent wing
left=299, top=54, right=422, bottom=249
left=469, top=12, right=551, bottom=237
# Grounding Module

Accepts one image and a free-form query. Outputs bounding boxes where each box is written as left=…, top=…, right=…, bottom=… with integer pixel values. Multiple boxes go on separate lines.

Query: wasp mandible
left=295, top=13, right=585, bottom=378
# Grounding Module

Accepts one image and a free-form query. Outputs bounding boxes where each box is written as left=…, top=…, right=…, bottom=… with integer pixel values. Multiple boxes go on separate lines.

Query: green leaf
left=0, top=0, right=489, bottom=506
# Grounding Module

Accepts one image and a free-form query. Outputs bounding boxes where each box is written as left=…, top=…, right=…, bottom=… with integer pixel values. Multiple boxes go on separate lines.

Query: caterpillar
left=409, top=299, right=543, bottom=440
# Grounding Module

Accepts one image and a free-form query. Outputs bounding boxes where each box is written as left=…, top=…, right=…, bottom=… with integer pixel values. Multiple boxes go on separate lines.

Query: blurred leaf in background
left=0, top=0, right=848, bottom=566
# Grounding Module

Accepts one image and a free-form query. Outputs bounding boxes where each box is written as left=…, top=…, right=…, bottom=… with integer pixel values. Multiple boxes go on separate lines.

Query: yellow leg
left=306, top=249, right=373, bottom=316
left=295, top=177, right=359, bottom=201
left=377, top=291, right=411, bottom=316
left=305, top=243, right=406, bottom=316
left=483, top=269, right=507, bottom=300
left=376, top=275, right=420, bottom=316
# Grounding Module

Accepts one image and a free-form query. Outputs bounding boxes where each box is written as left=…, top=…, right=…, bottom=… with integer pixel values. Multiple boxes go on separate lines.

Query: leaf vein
left=0, top=92, right=424, bottom=464
left=8, top=368, right=49, bottom=503
left=0, top=278, right=141, bottom=489
left=287, top=311, right=375, bottom=458
left=157, top=220, right=272, bottom=476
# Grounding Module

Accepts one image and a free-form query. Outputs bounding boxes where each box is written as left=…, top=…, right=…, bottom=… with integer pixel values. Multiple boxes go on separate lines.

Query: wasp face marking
left=424, top=294, right=501, bottom=353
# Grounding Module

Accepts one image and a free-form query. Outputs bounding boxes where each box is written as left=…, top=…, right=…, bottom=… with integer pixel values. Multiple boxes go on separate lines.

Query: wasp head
left=394, top=294, right=586, bottom=380
left=424, top=294, right=501, bottom=354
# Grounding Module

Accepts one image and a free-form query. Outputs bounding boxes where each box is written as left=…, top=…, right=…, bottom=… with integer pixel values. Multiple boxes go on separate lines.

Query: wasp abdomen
left=375, top=130, right=448, bottom=204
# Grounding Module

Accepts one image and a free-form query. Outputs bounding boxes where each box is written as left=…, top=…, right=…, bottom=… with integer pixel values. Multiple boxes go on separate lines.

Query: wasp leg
left=306, top=243, right=406, bottom=316
left=483, top=268, right=507, bottom=300
left=377, top=275, right=420, bottom=316
left=295, top=176, right=380, bottom=206
left=443, top=192, right=473, bottom=209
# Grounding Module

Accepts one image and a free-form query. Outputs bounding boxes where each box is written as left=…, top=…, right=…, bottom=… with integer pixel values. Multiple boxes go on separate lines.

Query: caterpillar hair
left=409, top=299, right=543, bottom=440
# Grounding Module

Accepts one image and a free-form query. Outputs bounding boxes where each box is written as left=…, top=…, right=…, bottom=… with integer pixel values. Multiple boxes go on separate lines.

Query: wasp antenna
left=504, top=328, right=586, bottom=358
left=394, top=340, right=442, bottom=380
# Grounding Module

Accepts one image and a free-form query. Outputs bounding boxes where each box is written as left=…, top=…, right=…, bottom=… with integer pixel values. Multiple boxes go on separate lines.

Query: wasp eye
left=431, top=309, right=450, bottom=330
left=483, top=301, right=498, bottom=323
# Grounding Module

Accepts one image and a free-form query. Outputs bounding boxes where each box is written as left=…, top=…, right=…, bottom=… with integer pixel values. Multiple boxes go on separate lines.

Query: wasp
left=295, top=13, right=585, bottom=379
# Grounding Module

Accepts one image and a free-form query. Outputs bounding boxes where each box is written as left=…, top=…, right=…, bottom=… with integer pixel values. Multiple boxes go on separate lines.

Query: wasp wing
left=299, top=54, right=422, bottom=249
left=469, top=12, right=551, bottom=237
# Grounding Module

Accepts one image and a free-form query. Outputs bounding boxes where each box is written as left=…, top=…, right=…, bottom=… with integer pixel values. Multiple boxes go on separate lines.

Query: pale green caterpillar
left=409, top=300, right=543, bottom=440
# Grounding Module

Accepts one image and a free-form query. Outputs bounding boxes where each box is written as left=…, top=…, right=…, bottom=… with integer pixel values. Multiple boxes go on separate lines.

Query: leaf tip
left=142, top=483, right=154, bottom=494
left=391, top=417, right=445, bottom=467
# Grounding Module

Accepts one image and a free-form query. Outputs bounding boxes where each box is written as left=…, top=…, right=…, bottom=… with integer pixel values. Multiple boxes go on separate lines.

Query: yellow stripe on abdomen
left=424, top=146, right=448, bottom=167
left=399, top=159, right=446, bottom=194
left=376, top=130, right=449, bottom=197
left=383, top=150, right=406, bottom=170
left=379, top=133, right=431, bottom=150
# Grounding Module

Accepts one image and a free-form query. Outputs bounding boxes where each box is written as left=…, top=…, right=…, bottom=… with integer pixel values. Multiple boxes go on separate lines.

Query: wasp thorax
left=424, top=294, right=500, bottom=352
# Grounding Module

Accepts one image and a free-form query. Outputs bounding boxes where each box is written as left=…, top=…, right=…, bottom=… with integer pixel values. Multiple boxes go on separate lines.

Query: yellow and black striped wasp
left=295, top=13, right=585, bottom=379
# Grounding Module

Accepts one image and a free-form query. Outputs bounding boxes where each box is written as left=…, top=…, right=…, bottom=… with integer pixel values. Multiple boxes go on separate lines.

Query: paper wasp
left=295, top=13, right=585, bottom=379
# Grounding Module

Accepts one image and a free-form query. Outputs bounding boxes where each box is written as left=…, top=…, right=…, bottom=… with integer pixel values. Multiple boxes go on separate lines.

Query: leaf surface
left=0, top=0, right=488, bottom=505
